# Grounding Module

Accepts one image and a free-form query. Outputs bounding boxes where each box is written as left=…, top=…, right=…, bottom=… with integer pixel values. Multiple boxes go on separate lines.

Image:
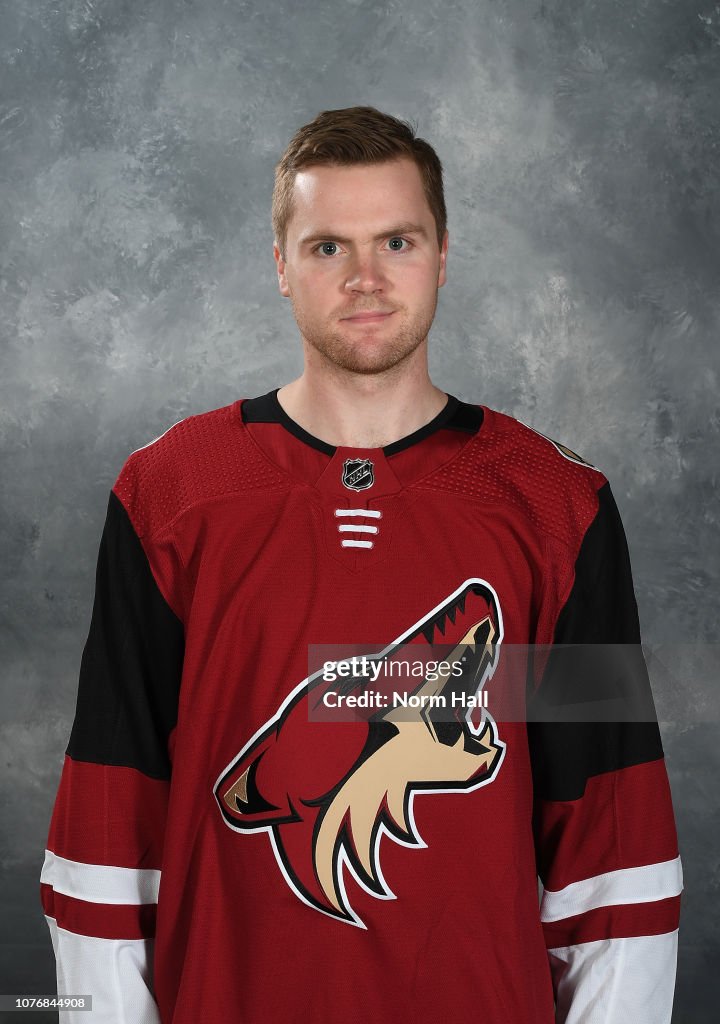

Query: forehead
left=289, top=158, right=431, bottom=233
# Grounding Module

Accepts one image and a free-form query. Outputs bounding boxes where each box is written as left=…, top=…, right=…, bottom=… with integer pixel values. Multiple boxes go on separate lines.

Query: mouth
left=342, top=312, right=394, bottom=324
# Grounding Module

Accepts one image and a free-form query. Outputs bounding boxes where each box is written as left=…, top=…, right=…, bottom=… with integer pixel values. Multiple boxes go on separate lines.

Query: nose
left=344, top=247, right=386, bottom=294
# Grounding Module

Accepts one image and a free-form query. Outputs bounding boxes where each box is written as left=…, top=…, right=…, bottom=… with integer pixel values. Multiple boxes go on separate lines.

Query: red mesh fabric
left=417, top=407, right=607, bottom=548
left=112, top=401, right=286, bottom=539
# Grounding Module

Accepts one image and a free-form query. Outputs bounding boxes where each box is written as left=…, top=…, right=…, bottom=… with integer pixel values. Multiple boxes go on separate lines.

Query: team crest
left=521, top=420, right=598, bottom=470
left=543, top=435, right=597, bottom=468
left=213, top=578, right=506, bottom=929
left=342, top=458, right=374, bottom=491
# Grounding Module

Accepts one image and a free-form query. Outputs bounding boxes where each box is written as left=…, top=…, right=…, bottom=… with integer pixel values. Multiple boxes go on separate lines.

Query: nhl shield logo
left=342, top=458, right=374, bottom=491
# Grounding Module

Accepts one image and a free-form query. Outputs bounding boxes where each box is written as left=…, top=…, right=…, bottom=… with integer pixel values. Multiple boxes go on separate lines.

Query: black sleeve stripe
left=553, top=480, right=640, bottom=644
left=66, top=489, right=184, bottom=780
left=528, top=481, right=664, bottom=802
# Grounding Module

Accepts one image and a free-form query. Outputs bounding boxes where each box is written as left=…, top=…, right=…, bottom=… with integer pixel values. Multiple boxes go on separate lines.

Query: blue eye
left=313, top=237, right=413, bottom=257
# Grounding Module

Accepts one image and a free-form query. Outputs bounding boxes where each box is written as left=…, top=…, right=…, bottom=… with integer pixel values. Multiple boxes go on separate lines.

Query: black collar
left=241, top=388, right=483, bottom=456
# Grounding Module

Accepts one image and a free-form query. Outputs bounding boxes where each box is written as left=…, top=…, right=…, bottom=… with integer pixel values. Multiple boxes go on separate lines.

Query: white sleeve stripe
left=41, top=850, right=161, bottom=906
left=547, top=932, right=679, bottom=1024
left=44, top=916, right=162, bottom=1024
left=540, top=855, right=683, bottom=923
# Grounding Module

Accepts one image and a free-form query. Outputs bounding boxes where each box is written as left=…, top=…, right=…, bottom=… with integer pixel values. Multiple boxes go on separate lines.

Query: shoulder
left=490, top=405, right=609, bottom=545
left=490, top=407, right=601, bottom=471
left=486, top=406, right=606, bottom=485
left=433, top=403, right=610, bottom=547
left=111, top=399, right=285, bottom=538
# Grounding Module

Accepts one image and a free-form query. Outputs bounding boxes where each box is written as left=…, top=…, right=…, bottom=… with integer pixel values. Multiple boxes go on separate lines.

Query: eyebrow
left=298, top=222, right=429, bottom=247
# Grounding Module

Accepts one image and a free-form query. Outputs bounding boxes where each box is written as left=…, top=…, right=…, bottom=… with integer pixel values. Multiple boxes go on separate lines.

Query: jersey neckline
left=241, top=387, right=480, bottom=457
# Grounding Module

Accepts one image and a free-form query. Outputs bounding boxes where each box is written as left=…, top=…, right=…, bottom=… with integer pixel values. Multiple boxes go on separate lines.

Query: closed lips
left=343, top=311, right=393, bottom=320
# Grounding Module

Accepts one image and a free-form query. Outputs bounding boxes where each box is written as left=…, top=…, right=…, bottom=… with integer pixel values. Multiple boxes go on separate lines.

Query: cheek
left=403, top=264, right=438, bottom=294
left=291, top=258, right=436, bottom=298
left=294, top=264, right=333, bottom=287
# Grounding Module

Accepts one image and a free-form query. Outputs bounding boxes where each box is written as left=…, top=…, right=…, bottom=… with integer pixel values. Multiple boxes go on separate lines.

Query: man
left=41, top=106, right=682, bottom=1023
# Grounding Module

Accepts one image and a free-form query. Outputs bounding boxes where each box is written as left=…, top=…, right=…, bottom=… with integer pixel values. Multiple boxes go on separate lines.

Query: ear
left=438, top=230, right=449, bottom=289
left=215, top=738, right=293, bottom=827
left=273, top=241, right=291, bottom=297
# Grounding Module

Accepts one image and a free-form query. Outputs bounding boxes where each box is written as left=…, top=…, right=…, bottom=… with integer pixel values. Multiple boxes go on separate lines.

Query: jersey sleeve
left=40, top=477, right=185, bottom=1024
left=528, top=480, right=683, bottom=1024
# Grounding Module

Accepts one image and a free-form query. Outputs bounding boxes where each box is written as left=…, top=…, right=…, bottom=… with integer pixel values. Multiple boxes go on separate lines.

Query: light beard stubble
left=289, top=292, right=441, bottom=376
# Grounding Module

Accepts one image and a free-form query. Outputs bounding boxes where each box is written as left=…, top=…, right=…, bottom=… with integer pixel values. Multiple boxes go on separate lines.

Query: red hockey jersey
left=41, top=390, right=682, bottom=1023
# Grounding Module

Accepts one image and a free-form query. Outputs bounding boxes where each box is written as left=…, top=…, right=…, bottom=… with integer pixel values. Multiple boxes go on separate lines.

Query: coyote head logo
left=213, top=578, right=505, bottom=928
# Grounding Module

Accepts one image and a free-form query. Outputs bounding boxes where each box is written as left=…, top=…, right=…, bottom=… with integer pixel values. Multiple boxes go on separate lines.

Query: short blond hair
left=272, top=105, right=447, bottom=260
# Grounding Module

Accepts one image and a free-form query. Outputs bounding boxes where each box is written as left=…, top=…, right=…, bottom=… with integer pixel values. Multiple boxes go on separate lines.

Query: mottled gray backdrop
left=1, top=0, right=718, bottom=1020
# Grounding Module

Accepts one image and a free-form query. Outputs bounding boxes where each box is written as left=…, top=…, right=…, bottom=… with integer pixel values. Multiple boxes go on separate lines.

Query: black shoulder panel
left=527, top=481, right=664, bottom=802
left=66, top=489, right=184, bottom=780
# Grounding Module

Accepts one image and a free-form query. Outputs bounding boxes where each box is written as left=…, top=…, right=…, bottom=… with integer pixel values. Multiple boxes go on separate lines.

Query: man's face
left=274, top=158, right=448, bottom=376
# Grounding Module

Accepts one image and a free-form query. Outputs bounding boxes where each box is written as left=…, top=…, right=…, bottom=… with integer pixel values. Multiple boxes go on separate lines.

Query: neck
left=276, top=363, right=448, bottom=449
